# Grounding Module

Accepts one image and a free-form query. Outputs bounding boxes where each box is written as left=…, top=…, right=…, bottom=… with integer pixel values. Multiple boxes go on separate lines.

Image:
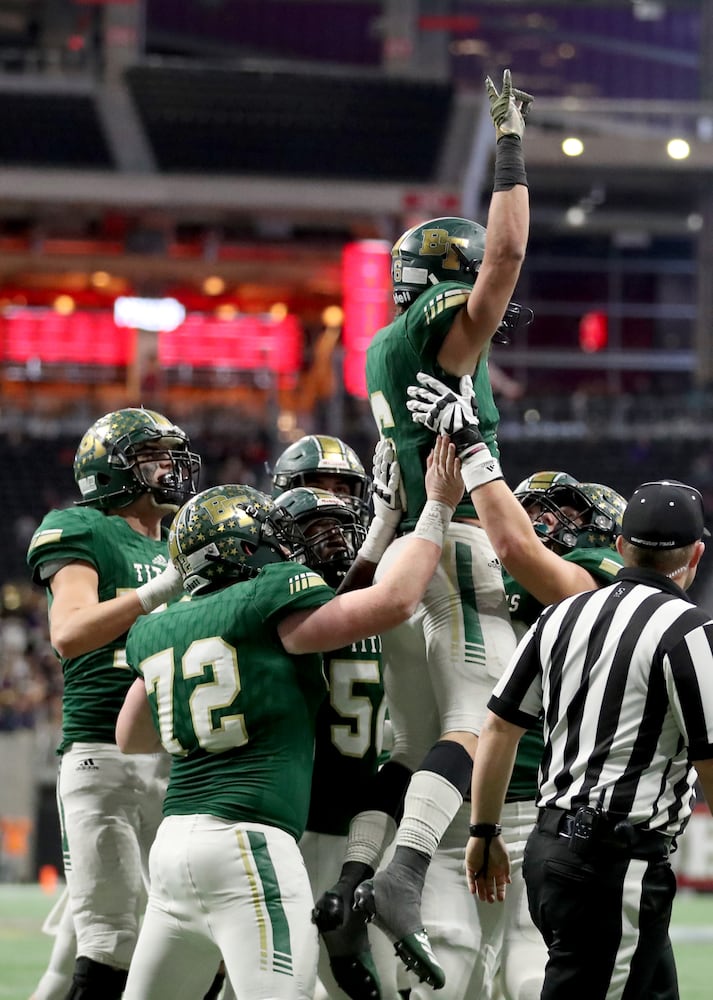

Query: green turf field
left=1, top=882, right=712, bottom=999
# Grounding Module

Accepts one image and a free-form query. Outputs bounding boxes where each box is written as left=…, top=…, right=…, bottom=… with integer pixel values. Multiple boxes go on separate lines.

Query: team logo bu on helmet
left=391, top=217, right=486, bottom=307
left=73, top=408, right=200, bottom=511
left=390, top=216, right=533, bottom=342
left=168, top=485, right=291, bottom=595
left=271, top=435, right=371, bottom=526
left=272, top=487, right=367, bottom=589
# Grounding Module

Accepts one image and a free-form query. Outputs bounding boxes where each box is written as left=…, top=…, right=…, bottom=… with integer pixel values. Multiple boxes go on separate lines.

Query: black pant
left=523, top=818, right=677, bottom=1000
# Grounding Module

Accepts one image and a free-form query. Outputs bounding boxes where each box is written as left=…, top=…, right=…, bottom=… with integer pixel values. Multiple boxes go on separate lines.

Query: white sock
left=395, top=770, right=463, bottom=857
left=343, top=810, right=397, bottom=868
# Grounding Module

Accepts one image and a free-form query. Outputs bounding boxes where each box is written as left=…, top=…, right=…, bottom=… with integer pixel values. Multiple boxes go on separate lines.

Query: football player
left=349, top=69, right=534, bottom=988
left=272, top=485, right=391, bottom=1000
left=114, top=435, right=464, bottom=1000
left=272, top=435, right=405, bottom=1000
left=271, top=433, right=372, bottom=526
left=408, top=372, right=627, bottom=1000
left=26, top=408, right=201, bottom=1000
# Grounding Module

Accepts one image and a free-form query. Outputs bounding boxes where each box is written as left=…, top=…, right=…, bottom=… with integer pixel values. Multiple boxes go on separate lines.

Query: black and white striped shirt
left=489, top=567, right=713, bottom=838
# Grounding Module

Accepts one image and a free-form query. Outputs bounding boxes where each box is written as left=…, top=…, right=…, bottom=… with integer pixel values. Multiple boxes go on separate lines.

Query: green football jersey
left=307, top=635, right=385, bottom=837
left=27, top=506, right=173, bottom=752
left=504, top=546, right=624, bottom=801
left=366, top=281, right=500, bottom=531
left=125, top=562, right=335, bottom=841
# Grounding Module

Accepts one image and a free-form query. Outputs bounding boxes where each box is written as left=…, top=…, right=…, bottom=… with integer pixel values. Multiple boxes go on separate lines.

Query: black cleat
left=329, top=953, right=381, bottom=1000
left=312, top=889, right=345, bottom=932
left=312, top=864, right=382, bottom=1000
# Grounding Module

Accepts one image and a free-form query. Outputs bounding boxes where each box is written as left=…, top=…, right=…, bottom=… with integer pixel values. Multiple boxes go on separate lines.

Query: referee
left=464, top=479, right=713, bottom=1000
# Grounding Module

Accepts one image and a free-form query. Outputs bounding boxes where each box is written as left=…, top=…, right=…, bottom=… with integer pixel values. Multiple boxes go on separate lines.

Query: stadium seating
left=0, top=92, right=112, bottom=168
left=125, top=63, right=452, bottom=180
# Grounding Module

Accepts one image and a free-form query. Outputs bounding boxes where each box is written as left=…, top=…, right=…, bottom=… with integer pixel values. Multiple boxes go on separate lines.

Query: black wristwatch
left=469, top=822, right=502, bottom=838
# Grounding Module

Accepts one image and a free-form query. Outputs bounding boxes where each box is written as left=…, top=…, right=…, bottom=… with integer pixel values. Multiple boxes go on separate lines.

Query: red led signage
left=1, top=308, right=303, bottom=377
left=342, top=241, right=392, bottom=398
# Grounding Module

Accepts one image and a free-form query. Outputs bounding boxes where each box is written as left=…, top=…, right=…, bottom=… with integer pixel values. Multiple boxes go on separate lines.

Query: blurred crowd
left=0, top=584, right=61, bottom=740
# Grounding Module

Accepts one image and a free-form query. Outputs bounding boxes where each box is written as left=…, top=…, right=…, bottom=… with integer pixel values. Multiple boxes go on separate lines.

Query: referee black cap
left=622, top=480, right=710, bottom=549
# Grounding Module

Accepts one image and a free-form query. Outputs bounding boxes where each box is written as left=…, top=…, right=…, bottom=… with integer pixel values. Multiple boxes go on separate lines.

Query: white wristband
left=358, top=516, right=396, bottom=564
left=412, top=500, right=454, bottom=548
left=461, top=451, right=503, bottom=492
left=135, top=562, right=183, bottom=613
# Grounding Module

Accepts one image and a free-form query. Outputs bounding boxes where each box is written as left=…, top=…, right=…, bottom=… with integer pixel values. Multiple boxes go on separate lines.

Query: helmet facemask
left=74, top=408, right=201, bottom=512
left=272, top=487, right=367, bottom=588
left=527, top=483, right=625, bottom=553
left=123, top=438, right=201, bottom=511
left=271, top=435, right=371, bottom=527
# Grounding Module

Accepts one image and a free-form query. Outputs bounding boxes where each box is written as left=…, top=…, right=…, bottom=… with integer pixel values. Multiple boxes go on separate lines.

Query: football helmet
left=534, top=481, right=626, bottom=553
left=271, top=435, right=371, bottom=526
left=514, top=470, right=578, bottom=503
left=272, top=487, right=367, bottom=589
left=74, top=408, right=200, bottom=511
left=390, top=216, right=533, bottom=342
left=168, top=485, right=291, bottom=595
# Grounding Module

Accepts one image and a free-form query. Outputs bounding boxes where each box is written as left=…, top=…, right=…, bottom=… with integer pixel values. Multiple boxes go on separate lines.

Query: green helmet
left=272, top=487, right=367, bottom=589
left=514, top=470, right=579, bottom=502
left=390, top=216, right=533, bottom=342
left=74, top=408, right=200, bottom=511
left=271, top=435, right=371, bottom=526
left=168, top=485, right=290, bottom=596
left=514, top=471, right=579, bottom=544
left=536, top=481, right=626, bottom=553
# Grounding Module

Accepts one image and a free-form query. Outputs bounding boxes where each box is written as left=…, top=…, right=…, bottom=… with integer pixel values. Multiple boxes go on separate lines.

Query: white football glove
left=371, top=436, right=403, bottom=529
left=407, top=371, right=503, bottom=492
left=136, top=561, right=184, bottom=613
left=358, top=437, right=403, bottom=564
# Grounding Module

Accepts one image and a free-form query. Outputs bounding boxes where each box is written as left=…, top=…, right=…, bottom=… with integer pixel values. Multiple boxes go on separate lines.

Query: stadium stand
left=125, top=62, right=453, bottom=180
left=0, top=92, right=112, bottom=168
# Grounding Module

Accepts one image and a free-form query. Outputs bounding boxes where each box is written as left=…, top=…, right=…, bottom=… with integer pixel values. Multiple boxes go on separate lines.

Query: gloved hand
left=371, top=436, right=403, bottom=530
left=358, top=437, right=404, bottom=564
left=485, top=68, right=533, bottom=141
left=407, top=372, right=502, bottom=492
left=136, top=561, right=184, bottom=613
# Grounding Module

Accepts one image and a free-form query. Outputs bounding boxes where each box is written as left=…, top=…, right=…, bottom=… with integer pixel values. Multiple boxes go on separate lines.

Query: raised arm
left=439, top=70, right=532, bottom=376
left=407, top=372, right=599, bottom=605
left=337, top=436, right=403, bottom=594
left=48, top=560, right=184, bottom=659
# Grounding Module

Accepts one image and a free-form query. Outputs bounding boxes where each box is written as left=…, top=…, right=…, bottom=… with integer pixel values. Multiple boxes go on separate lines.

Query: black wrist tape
left=494, top=134, right=528, bottom=192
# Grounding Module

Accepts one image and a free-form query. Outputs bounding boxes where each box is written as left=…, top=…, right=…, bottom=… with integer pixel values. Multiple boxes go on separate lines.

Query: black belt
left=537, top=806, right=672, bottom=860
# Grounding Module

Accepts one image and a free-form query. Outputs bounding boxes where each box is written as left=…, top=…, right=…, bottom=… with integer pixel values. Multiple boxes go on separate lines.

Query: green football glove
left=485, top=69, right=533, bottom=141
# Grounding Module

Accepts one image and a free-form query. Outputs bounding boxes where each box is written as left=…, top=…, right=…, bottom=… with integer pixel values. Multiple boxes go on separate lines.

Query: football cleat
left=313, top=866, right=382, bottom=1000
left=353, top=875, right=446, bottom=991
left=312, top=888, right=344, bottom=933
left=329, top=954, right=381, bottom=1000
